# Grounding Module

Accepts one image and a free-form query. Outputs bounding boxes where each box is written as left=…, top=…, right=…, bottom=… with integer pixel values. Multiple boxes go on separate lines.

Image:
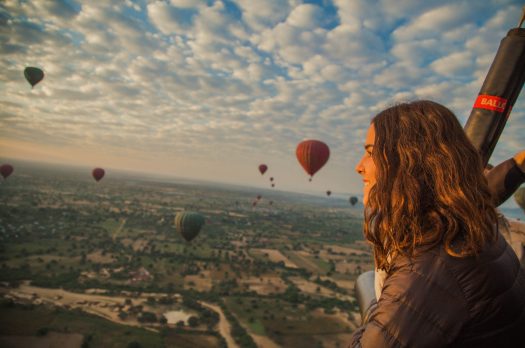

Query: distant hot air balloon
left=0, top=164, right=14, bottom=179
left=350, top=196, right=358, bottom=206
left=296, top=140, right=330, bottom=181
left=175, top=211, right=205, bottom=242
left=92, top=167, right=105, bottom=182
left=269, top=201, right=273, bottom=205
left=270, top=177, right=274, bottom=182
left=252, top=201, right=257, bottom=207
left=256, top=194, right=262, bottom=200
left=271, top=183, right=275, bottom=188
left=515, top=187, right=525, bottom=213
left=326, top=190, right=332, bottom=197
left=24, top=67, right=44, bottom=88
left=259, top=164, right=268, bottom=175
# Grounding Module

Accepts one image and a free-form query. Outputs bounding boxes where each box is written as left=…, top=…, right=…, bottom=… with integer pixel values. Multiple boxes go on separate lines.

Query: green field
left=0, top=301, right=229, bottom=348
left=0, top=161, right=367, bottom=347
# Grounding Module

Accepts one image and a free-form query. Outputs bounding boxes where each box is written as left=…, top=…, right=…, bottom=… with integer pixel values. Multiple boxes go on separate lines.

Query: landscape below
left=0, top=161, right=371, bottom=348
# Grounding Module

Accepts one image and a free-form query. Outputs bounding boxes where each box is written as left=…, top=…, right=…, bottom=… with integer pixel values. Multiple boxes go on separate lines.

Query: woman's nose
left=355, top=158, right=364, bottom=175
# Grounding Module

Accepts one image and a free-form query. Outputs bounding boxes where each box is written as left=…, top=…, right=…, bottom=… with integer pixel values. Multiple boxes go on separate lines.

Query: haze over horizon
left=1, top=0, right=524, bottom=203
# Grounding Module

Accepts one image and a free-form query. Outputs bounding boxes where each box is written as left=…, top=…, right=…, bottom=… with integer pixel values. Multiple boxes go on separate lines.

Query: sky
left=0, top=0, right=524, bottom=206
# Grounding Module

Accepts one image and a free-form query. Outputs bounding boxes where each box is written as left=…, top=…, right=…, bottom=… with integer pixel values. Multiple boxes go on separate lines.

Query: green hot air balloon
left=24, top=67, right=44, bottom=88
left=515, top=187, right=525, bottom=213
left=175, top=212, right=205, bottom=242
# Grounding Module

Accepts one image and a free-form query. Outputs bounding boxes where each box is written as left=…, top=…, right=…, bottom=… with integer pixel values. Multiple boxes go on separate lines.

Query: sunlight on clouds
left=392, top=3, right=469, bottom=41
left=430, top=51, right=474, bottom=77
left=287, top=4, right=324, bottom=29
left=147, top=1, right=197, bottom=35
left=0, top=0, right=523, bottom=193
left=235, top=0, right=290, bottom=31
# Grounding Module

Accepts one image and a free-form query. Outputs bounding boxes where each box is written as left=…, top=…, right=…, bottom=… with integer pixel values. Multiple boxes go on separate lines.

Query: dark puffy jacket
left=350, top=233, right=525, bottom=347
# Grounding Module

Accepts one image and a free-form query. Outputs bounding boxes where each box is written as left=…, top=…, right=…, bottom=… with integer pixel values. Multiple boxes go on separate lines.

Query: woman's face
left=355, top=124, right=377, bottom=206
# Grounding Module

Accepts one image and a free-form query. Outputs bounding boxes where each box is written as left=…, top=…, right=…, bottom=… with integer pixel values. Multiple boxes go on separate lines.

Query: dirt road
left=199, top=301, right=239, bottom=348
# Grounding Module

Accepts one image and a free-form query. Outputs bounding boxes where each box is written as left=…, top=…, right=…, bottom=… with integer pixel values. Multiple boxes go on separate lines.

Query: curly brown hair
left=365, top=100, right=497, bottom=270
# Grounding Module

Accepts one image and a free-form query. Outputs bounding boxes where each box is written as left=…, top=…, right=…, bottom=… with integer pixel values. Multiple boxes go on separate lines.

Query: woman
left=351, top=100, right=525, bottom=347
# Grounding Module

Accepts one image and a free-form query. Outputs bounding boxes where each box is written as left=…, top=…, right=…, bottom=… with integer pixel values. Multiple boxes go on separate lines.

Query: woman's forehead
left=365, top=124, right=375, bottom=144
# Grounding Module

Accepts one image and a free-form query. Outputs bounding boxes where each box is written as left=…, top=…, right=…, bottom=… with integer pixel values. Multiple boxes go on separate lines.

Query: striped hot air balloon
left=175, top=212, right=205, bottom=242
left=296, top=140, right=330, bottom=181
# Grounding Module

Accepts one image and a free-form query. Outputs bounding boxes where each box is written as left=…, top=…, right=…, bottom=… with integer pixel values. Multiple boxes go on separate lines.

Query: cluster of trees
left=182, top=297, right=220, bottom=330
left=220, top=302, right=257, bottom=348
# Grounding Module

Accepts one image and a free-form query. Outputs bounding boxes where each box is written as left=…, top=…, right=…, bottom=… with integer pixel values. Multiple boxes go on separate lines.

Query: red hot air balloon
left=0, top=164, right=14, bottom=179
left=92, top=167, right=105, bottom=182
left=259, top=164, right=268, bottom=175
left=296, top=140, right=330, bottom=180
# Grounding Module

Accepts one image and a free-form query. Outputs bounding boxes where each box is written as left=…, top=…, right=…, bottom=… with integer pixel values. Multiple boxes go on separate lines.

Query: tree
left=36, top=327, right=49, bottom=336
left=188, top=316, right=199, bottom=327
left=138, top=311, right=157, bottom=323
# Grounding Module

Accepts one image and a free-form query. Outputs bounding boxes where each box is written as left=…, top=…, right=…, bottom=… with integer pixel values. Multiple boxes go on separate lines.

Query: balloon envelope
left=296, top=140, right=330, bottom=178
left=515, top=187, right=525, bottom=212
left=326, top=190, right=331, bottom=196
left=0, top=164, right=14, bottom=179
left=175, top=212, right=205, bottom=242
left=24, top=67, right=44, bottom=87
left=259, top=164, right=268, bottom=175
left=92, top=168, right=105, bottom=182
left=350, top=196, right=358, bottom=206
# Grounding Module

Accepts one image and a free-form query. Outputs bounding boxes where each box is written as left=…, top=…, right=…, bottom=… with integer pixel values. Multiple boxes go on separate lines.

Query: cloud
left=392, top=3, right=470, bottom=42
left=287, top=4, right=325, bottom=29
left=235, top=0, right=290, bottom=31
left=0, top=0, right=523, bottom=194
left=430, top=51, right=474, bottom=77
left=147, top=1, right=199, bottom=35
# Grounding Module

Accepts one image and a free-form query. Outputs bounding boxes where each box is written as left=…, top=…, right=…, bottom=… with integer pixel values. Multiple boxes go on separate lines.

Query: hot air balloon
left=350, top=196, right=358, bottom=206
left=24, top=67, right=44, bottom=88
left=256, top=194, right=262, bottom=200
left=271, top=183, right=275, bottom=188
left=270, top=177, right=274, bottom=182
left=175, top=211, right=205, bottom=242
left=326, top=190, right=332, bottom=197
left=259, top=164, right=268, bottom=175
left=296, top=140, right=330, bottom=181
left=0, top=164, right=14, bottom=179
left=269, top=201, right=273, bottom=206
left=92, top=167, right=105, bottom=182
left=515, top=187, right=525, bottom=213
